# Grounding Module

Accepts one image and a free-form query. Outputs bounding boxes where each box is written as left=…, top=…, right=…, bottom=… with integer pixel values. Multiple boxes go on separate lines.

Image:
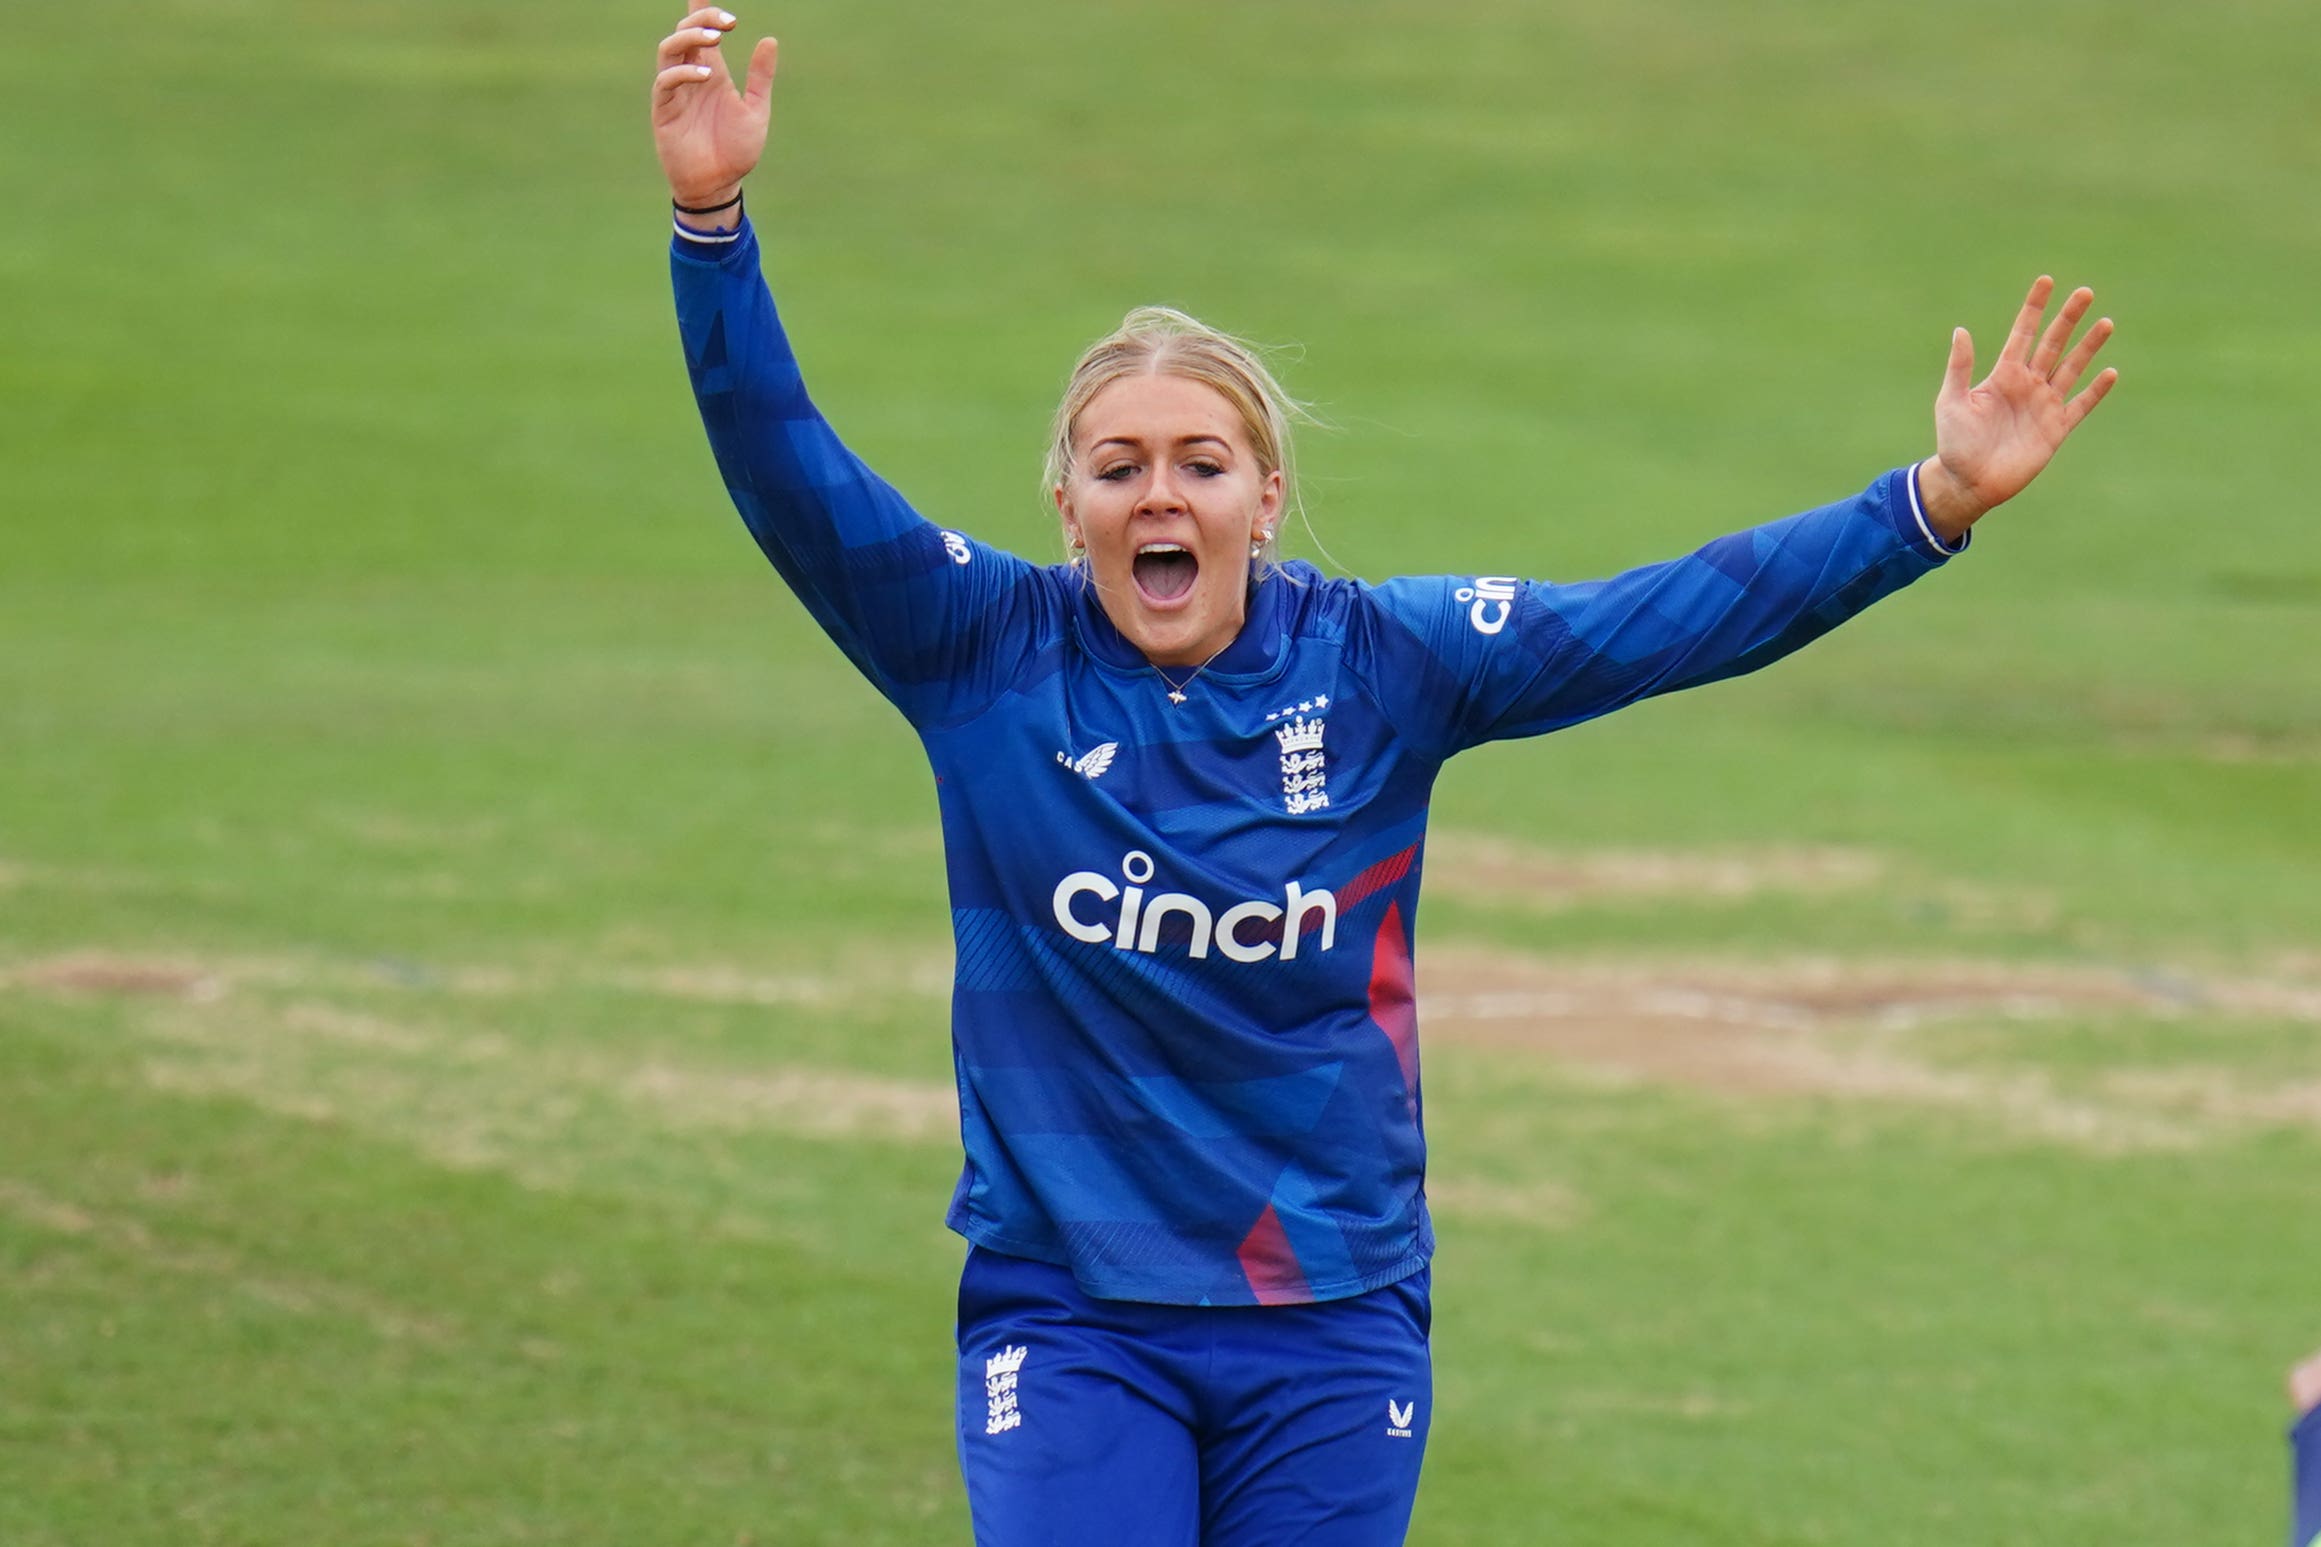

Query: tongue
left=1134, top=550, right=1199, bottom=601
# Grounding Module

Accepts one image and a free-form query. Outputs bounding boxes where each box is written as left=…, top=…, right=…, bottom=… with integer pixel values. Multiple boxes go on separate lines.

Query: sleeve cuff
left=672, top=211, right=749, bottom=250
left=1899, top=462, right=1970, bottom=560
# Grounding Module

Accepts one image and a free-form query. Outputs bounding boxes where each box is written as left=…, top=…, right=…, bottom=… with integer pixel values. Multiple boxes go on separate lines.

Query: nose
left=1134, top=465, right=1186, bottom=517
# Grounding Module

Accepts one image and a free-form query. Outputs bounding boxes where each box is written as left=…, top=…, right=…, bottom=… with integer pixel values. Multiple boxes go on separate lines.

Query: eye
left=1094, top=464, right=1135, bottom=482
left=1188, top=460, right=1225, bottom=478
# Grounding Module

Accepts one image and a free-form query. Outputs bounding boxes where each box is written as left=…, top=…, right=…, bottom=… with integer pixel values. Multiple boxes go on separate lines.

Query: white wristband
left=673, top=218, right=743, bottom=245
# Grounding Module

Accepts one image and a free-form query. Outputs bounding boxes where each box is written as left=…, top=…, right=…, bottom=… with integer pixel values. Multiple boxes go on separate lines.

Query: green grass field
left=5, top=0, right=2319, bottom=1541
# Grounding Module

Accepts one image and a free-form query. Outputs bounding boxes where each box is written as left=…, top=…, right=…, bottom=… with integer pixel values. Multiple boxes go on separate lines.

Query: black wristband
left=672, top=193, right=744, bottom=216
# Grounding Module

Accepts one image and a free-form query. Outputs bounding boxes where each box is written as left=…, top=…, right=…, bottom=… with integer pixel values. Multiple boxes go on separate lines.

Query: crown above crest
left=1273, top=716, right=1326, bottom=753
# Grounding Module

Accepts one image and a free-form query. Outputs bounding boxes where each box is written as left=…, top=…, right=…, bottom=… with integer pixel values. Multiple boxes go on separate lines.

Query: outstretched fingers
left=1999, top=275, right=2056, bottom=369
left=2029, top=286, right=2093, bottom=379
left=743, top=35, right=780, bottom=113
left=1939, top=325, right=1975, bottom=406
left=2049, top=313, right=2114, bottom=395
left=1997, top=275, right=2121, bottom=428
left=2062, top=366, right=2119, bottom=432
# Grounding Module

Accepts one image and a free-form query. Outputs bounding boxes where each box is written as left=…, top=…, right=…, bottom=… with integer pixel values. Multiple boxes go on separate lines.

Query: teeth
left=1138, top=543, right=1188, bottom=555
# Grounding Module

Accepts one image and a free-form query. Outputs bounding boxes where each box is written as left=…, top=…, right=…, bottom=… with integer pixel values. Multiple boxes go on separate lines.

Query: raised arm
left=650, top=13, right=1045, bottom=723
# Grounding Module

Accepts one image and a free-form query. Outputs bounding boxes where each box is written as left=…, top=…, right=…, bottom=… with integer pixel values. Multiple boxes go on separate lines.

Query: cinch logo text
left=1455, top=575, right=1518, bottom=635
left=1051, top=850, right=1337, bottom=963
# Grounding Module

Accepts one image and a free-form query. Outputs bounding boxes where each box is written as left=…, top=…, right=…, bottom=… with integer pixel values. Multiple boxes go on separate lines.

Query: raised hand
left=1916, top=276, right=2119, bottom=542
left=652, top=9, right=779, bottom=211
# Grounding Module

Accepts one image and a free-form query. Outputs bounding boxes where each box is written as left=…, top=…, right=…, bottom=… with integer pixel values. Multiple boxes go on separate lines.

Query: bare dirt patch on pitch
left=10, top=954, right=228, bottom=999
left=610, top=960, right=949, bottom=1010
left=2, top=947, right=948, bottom=1011
left=133, top=996, right=956, bottom=1173
left=1425, top=1175, right=1591, bottom=1230
left=2096, top=1069, right=2321, bottom=1128
left=1419, top=836, right=2061, bottom=932
left=26, top=941, right=2316, bottom=1157
left=1422, top=835, right=1887, bottom=909
left=623, top=1063, right=956, bottom=1141
left=1418, top=949, right=2321, bottom=1150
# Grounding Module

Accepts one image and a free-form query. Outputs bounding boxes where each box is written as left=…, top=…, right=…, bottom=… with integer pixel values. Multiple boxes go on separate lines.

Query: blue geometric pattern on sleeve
left=676, top=221, right=1961, bottom=1305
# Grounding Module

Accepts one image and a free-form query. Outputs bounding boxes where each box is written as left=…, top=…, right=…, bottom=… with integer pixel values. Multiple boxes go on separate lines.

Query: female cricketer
left=651, top=13, right=2119, bottom=1543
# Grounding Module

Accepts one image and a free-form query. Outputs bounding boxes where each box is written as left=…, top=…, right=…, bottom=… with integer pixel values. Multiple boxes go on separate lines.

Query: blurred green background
left=3, top=0, right=2317, bottom=1542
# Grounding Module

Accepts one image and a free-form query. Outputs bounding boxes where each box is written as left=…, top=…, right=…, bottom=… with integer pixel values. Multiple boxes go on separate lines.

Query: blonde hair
left=1045, top=306, right=1308, bottom=573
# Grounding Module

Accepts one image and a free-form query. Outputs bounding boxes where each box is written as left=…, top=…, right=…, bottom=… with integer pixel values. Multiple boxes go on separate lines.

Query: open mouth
left=1131, top=542, right=1199, bottom=604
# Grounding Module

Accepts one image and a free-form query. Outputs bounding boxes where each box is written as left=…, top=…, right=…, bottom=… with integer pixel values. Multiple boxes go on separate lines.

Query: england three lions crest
left=1273, top=712, right=1329, bottom=816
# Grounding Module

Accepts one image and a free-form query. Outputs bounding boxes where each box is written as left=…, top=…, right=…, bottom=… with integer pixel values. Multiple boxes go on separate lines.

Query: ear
left=1258, top=468, right=1284, bottom=524
left=1054, top=484, right=1081, bottom=549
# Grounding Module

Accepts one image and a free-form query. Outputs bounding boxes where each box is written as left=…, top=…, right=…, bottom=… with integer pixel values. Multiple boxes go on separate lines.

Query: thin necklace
left=1153, top=642, right=1231, bottom=706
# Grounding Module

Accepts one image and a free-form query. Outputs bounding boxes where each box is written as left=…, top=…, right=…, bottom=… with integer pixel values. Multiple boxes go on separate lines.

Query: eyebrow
left=1090, top=434, right=1233, bottom=452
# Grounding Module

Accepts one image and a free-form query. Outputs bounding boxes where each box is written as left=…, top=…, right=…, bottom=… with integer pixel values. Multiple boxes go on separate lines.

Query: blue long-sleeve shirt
left=673, top=220, right=1965, bottom=1305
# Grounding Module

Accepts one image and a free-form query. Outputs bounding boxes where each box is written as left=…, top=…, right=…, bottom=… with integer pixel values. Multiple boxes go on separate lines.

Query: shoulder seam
left=1335, top=577, right=1459, bottom=764
left=909, top=560, right=1071, bottom=733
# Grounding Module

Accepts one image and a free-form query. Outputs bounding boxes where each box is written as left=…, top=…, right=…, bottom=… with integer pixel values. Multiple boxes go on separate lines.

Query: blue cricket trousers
left=955, top=1245, right=1433, bottom=1546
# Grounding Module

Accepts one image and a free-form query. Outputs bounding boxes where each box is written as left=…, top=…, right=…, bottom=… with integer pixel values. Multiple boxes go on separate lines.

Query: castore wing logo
left=1056, top=742, right=1118, bottom=780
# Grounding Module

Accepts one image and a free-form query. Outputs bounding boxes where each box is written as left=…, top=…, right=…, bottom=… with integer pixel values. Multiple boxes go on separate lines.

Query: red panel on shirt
left=1368, top=899, right=1419, bottom=1094
left=1235, top=1204, right=1312, bottom=1306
